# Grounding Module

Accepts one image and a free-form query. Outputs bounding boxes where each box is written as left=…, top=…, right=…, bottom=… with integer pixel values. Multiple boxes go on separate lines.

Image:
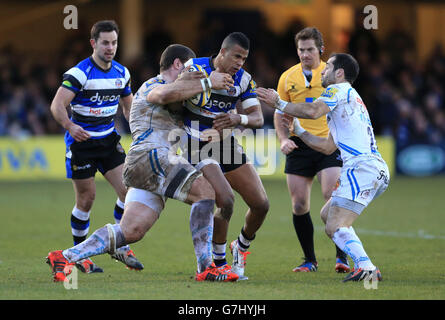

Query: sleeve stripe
left=241, top=97, right=260, bottom=109
left=62, top=74, right=83, bottom=92
left=64, top=67, right=87, bottom=86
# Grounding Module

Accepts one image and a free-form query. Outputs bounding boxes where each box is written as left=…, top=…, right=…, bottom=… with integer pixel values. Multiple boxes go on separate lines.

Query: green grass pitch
left=0, top=176, right=444, bottom=300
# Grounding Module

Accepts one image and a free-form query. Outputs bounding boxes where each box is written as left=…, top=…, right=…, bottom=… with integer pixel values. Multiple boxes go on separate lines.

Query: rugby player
left=49, top=20, right=142, bottom=273
left=274, top=27, right=348, bottom=273
left=46, top=44, right=239, bottom=283
left=257, top=53, right=389, bottom=282
left=182, top=32, right=269, bottom=280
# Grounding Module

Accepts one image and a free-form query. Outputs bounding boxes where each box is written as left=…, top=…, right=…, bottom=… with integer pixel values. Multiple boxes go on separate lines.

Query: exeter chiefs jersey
left=128, top=75, right=184, bottom=152
left=61, top=56, right=131, bottom=144
left=316, top=82, right=381, bottom=163
left=183, top=57, right=259, bottom=140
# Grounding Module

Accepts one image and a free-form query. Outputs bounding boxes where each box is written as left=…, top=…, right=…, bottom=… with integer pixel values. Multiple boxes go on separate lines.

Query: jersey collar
left=89, top=56, right=112, bottom=73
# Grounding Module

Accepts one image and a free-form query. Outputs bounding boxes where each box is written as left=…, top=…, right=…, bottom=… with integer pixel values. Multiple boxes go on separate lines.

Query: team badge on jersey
left=249, top=79, right=257, bottom=94
left=227, top=86, right=236, bottom=96
left=115, top=79, right=122, bottom=88
left=321, top=87, right=338, bottom=98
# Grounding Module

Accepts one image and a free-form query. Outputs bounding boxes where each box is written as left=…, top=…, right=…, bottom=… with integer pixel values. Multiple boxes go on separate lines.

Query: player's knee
left=189, top=176, right=215, bottom=202
left=121, top=215, right=147, bottom=243
left=216, top=190, right=235, bottom=216
left=122, top=224, right=145, bottom=243
left=292, top=200, right=309, bottom=215
left=76, top=192, right=96, bottom=211
left=250, top=196, right=270, bottom=217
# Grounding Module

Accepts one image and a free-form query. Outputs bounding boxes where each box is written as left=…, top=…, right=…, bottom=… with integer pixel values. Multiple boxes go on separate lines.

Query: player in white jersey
left=257, top=53, right=389, bottom=282
left=46, top=44, right=239, bottom=283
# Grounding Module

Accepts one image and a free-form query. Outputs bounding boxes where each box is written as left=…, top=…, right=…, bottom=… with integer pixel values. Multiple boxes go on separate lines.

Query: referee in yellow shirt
left=274, top=27, right=349, bottom=273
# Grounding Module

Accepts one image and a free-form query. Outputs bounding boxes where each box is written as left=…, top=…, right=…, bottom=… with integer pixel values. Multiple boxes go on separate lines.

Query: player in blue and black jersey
left=182, top=32, right=269, bottom=280
left=49, top=20, right=143, bottom=273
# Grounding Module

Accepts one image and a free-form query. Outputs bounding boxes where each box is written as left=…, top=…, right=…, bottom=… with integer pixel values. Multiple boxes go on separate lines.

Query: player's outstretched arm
left=147, top=70, right=233, bottom=106
left=147, top=72, right=205, bottom=105
left=256, top=87, right=330, bottom=119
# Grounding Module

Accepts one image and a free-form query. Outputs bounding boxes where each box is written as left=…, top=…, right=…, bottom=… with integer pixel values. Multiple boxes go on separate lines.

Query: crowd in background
left=1, top=11, right=444, bottom=151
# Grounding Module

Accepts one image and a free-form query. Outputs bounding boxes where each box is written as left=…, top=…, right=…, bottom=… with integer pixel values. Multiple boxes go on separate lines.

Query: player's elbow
left=306, top=107, right=323, bottom=120
left=252, top=116, right=264, bottom=128
left=321, top=143, right=337, bottom=155
left=247, top=109, right=264, bottom=128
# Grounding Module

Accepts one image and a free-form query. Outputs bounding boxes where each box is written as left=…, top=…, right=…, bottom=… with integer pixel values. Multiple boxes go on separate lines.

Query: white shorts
left=125, top=187, right=165, bottom=217
left=123, top=146, right=202, bottom=202
left=332, top=155, right=389, bottom=213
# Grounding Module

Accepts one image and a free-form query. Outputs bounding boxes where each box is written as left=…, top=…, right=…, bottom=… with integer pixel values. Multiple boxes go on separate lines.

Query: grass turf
left=0, top=177, right=444, bottom=300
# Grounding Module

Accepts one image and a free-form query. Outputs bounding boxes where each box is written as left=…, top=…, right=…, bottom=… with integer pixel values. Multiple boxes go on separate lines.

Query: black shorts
left=284, top=136, right=342, bottom=177
left=185, top=135, right=247, bottom=173
left=66, top=132, right=126, bottom=179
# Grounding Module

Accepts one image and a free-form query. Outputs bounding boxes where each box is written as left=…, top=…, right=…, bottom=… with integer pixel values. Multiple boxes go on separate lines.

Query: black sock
left=292, top=212, right=316, bottom=262
left=335, top=244, right=347, bottom=260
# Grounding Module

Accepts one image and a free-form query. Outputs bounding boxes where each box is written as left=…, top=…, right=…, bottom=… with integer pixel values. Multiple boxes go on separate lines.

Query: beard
left=321, top=74, right=333, bottom=88
left=98, top=52, right=115, bottom=63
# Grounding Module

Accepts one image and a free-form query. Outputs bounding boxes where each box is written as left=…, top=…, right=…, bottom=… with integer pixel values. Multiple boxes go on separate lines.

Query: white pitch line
left=314, top=226, right=445, bottom=240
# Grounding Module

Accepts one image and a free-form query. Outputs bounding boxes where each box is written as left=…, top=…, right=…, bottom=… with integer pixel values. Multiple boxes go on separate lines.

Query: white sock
left=190, top=200, right=215, bottom=273
left=332, top=227, right=375, bottom=270
left=212, top=242, right=227, bottom=263
left=63, top=224, right=126, bottom=262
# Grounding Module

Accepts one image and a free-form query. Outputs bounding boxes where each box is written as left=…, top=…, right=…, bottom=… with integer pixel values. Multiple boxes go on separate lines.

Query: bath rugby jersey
left=61, top=56, right=131, bottom=144
left=277, top=61, right=328, bottom=137
left=183, top=57, right=260, bottom=140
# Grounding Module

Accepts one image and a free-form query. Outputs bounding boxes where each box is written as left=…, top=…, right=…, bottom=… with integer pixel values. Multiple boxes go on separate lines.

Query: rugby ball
left=186, top=64, right=211, bottom=107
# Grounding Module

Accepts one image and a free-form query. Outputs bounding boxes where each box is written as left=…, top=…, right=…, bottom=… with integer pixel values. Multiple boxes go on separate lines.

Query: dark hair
left=221, top=32, right=250, bottom=51
left=295, top=27, right=324, bottom=54
left=159, top=44, right=196, bottom=71
left=330, top=53, right=360, bottom=84
left=90, top=20, right=119, bottom=41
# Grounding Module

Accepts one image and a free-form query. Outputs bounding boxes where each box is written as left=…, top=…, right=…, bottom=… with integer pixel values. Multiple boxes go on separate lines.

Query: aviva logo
left=0, top=148, right=48, bottom=171
left=0, top=137, right=59, bottom=180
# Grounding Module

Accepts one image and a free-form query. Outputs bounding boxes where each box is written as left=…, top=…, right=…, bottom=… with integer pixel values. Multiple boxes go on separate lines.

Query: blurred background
left=1, top=0, right=445, bottom=178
